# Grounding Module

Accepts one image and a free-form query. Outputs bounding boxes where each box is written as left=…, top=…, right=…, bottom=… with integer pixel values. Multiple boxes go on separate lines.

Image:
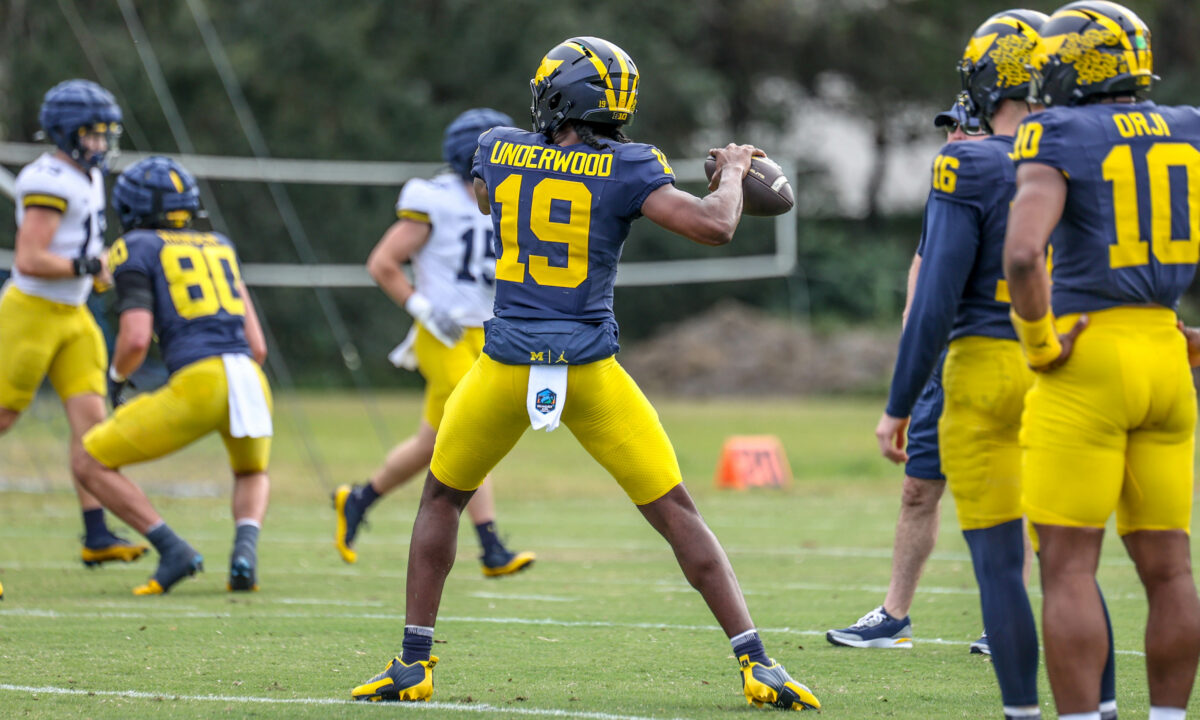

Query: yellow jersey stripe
left=397, top=209, right=432, bottom=224
left=22, top=193, right=68, bottom=212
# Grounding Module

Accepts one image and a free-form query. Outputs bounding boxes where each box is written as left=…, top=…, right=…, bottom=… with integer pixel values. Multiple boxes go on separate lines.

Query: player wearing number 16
left=74, top=156, right=274, bottom=596
left=1004, top=3, right=1200, bottom=718
left=351, top=37, right=818, bottom=709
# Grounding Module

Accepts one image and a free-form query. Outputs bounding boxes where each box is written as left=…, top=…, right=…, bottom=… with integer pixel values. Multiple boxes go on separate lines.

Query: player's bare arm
left=240, top=282, right=268, bottom=365
left=641, top=143, right=757, bottom=246
left=1004, top=162, right=1087, bottom=371
left=111, top=308, right=154, bottom=379
left=14, top=206, right=79, bottom=278
left=473, top=178, right=490, bottom=215
left=366, top=219, right=432, bottom=307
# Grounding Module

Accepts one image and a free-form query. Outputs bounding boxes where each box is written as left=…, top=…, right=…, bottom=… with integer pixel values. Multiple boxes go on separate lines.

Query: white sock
left=1149, top=707, right=1186, bottom=720
left=1058, top=714, right=1100, bottom=720
left=1099, top=700, right=1116, bottom=714
left=1003, top=705, right=1041, bottom=718
left=235, top=518, right=262, bottom=529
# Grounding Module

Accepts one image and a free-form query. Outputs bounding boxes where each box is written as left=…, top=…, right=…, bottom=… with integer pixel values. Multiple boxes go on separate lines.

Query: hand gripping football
left=704, top=153, right=794, bottom=217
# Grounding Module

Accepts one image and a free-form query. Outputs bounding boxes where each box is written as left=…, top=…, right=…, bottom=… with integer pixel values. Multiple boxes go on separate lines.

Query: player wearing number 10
left=351, top=37, right=818, bottom=709
left=1004, top=3, right=1200, bottom=718
left=75, top=156, right=273, bottom=596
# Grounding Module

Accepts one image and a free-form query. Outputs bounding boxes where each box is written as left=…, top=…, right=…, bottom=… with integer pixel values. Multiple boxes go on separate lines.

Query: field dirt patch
left=620, top=301, right=898, bottom=396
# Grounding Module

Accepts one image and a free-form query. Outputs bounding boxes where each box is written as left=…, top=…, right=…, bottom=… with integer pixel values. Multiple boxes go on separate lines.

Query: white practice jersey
left=12, top=153, right=106, bottom=306
left=396, top=173, right=495, bottom=327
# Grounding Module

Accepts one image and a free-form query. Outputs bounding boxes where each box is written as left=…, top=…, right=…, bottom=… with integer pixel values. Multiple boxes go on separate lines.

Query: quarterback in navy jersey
left=352, top=37, right=819, bottom=711
left=75, top=157, right=273, bottom=597
left=1004, top=3, right=1200, bottom=716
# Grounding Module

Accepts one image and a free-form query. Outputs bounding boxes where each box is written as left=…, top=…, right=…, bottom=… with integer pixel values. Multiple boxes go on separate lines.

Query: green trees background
left=2, top=0, right=1198, bottom=385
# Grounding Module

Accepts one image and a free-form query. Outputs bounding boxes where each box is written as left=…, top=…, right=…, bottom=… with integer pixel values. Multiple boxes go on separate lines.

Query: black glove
left=107, top=368, right=133, bottom=409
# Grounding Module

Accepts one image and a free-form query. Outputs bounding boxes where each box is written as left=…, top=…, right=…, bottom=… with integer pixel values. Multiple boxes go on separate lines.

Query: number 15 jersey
left=472, top=127, right=675, bottom=365
left=1012, top=102, right=1200, bottom=314
left=110, top=229, right=252, bottom=374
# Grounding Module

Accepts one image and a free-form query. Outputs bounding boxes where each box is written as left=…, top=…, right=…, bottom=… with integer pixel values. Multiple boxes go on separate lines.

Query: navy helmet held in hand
left=112, top=156, right=202, bottom=232
left=39, top=79, right=123, bottom=170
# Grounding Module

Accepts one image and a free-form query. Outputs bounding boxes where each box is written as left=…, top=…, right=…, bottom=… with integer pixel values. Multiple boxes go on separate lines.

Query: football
left=704, top=153, right=794, bottom=217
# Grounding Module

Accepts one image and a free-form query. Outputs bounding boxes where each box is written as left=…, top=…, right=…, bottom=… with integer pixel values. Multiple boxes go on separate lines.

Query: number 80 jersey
left=1012, top=102, right=1200, bottom=314
left=110, top=229, right=251, bottom=374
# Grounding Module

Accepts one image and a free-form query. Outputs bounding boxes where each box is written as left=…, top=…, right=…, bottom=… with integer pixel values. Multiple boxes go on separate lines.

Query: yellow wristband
left=1010, top=309, right=1063, bottom=367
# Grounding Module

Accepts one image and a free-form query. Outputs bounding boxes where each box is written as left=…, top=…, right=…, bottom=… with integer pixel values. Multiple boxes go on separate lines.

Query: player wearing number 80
left=1005, top=2, right=1200, bottom=717
left=351, top=36, right=818, bottom=710
left=76, top=156, right=273, bottom=596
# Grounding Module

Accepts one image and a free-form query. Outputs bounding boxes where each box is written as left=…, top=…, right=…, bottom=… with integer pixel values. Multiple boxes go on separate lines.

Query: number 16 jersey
left=1012, top=102, right=1200, bottom=314
left=472, top=127, right=675, bottom=365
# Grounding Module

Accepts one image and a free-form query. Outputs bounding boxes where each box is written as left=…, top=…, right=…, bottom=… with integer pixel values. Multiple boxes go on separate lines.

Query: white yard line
left=0, top=684, right=693, bottom=720
left=0, top=607, right=1147, bottom=657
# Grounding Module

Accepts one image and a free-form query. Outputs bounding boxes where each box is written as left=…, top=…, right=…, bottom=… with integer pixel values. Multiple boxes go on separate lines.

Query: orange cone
left=714, top=435, right=793, bottom=489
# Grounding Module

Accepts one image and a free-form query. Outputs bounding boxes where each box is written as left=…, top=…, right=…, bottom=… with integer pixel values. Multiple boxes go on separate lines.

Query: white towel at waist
left=224, top=353, right=272, bottom=438
left=527, top=365, right=567, bottom=432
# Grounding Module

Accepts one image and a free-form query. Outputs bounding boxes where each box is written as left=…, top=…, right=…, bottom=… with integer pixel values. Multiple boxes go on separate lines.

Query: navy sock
left=145, top=522, right=187, bottom=557
left=963, top=519, right=1039, bottom=708
left=731, top=629, right=770, bottom=665
left=1099, top=581, right=1116, bottom=705
left=233, top=522, right=260, bottom=565
left=82, top=508, right=113, bottom=545
left=354, top=482, right=381, bottom=510
left=475, top=521, right=505, bottom=555
left=402, top=625, right=434, bottom=664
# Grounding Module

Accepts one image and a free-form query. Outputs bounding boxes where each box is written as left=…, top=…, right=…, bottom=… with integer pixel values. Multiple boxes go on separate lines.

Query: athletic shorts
left=430, top=354, right=682, bottom=505
left=905, top=350, right=946, bottom=481
left=1021, top=307, right=1195, bottom=536
left=414, top=325, right=485, bottom=430
left=83, top=356, right=273, bottom=474
left=940, top=336, right=1033, bottom=531
left=0, top=284, right=105, bottom=410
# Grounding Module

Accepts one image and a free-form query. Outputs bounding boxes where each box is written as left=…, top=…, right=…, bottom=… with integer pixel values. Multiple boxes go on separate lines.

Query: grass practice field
left=1, top=391, right=1198, bottom=719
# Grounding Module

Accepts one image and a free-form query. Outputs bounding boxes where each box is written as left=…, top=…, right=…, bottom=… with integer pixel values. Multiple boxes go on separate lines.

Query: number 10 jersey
left=1012, top=102, right=1200, bottom=314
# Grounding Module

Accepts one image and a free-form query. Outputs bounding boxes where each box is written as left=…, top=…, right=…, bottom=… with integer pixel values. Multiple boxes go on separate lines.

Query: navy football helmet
left=38, top=79, right=123, bottom=170
left=442, top=108, right=513, bottom=180
left=530, top=37, right=639, bottom=137
left=1029, top=1, right=1155, bottom=107
left=958, top=9, right=1048, bottom=132
left=112, top=156, right=202, bottom=232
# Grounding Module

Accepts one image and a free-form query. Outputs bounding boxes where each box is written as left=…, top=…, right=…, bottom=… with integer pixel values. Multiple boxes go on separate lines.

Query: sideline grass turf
left=0, top=392, right=1195, bottom=718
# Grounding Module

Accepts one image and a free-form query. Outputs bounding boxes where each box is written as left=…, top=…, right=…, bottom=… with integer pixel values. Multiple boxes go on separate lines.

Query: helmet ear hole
left=547, top=93, right=561, bottom=111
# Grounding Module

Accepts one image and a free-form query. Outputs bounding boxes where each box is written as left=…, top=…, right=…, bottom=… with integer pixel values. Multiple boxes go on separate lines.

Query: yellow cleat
left=0, top=579, right=5, bottom=600
left=351, top=656, right=437, bottom=702
left=332, top=485, right=359, bottom=564
left=133, top=579, right=165, bottom=596
left=81, top=541, right=149, bottom=567
left=480, top=550, right=536, bottom=578
left=739, top=655, right=820, bottom=711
